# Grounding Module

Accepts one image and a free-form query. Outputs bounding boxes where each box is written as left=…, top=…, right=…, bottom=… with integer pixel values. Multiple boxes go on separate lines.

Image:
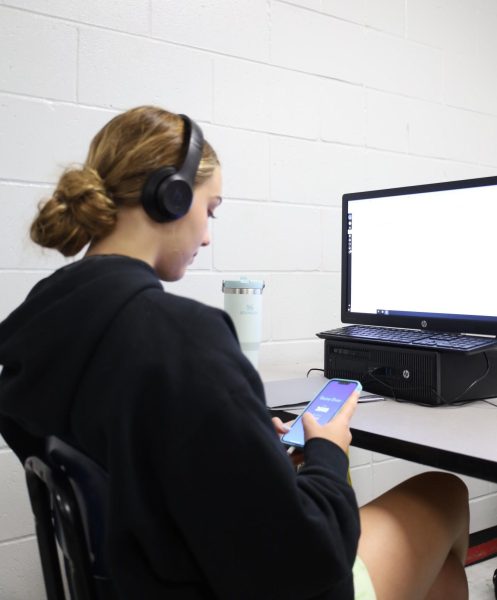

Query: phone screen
left=281, top=379, right=361, bottom=448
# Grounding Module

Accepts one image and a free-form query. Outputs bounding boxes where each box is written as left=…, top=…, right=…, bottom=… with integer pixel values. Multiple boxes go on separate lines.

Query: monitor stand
left=323, top=339, right=497, bottom=405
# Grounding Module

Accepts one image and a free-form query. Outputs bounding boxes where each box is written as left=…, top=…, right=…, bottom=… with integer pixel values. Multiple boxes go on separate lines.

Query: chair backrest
left=24, top=436, right=117, bottom=600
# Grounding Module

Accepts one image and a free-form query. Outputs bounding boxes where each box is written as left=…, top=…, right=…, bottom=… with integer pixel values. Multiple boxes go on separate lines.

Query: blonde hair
left=30, top=106, right=219, bottom=256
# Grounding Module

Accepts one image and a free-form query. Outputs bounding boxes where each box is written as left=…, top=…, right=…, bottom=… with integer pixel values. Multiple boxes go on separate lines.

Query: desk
left=264, top=375, right=497, bottom=484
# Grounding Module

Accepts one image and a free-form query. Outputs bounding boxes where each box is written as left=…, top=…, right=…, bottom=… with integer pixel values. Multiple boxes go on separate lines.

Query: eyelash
left=208, top=210, right=217, bottom=219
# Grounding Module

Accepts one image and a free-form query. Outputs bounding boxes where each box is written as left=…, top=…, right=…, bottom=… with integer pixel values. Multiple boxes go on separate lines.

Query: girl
left=0, top=106, right=469, bottom=599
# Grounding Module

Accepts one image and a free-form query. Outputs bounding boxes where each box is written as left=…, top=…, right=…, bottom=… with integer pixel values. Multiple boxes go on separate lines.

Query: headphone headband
left=176, top=115, right=204, bottom=185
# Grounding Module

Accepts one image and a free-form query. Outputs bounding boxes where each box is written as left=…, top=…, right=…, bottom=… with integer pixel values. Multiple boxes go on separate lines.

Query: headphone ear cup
left=141, top=167, right=194, bottom=223
left=156, top=173, right=193, bottom=221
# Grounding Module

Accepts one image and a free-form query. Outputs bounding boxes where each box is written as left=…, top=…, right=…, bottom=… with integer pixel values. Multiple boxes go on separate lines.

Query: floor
left=467, top=556, right=497, bottom=598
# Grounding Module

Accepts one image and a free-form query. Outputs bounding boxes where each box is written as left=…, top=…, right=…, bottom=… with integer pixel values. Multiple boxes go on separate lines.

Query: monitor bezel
left=341, top=175, right=497, bottom=337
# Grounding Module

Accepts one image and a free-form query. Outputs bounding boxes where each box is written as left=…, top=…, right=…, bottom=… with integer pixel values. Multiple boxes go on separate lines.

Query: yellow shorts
left=353, top=555, right=376, bottom=600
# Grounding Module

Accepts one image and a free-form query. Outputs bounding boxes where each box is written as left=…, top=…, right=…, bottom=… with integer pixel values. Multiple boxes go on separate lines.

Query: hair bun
left=55, top=166, right=106, bottom=206
left=30, top=167, right=117, bottom=256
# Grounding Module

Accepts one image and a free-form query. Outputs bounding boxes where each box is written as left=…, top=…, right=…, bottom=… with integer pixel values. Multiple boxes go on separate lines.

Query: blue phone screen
left=281, top=379, right=360, bottom=447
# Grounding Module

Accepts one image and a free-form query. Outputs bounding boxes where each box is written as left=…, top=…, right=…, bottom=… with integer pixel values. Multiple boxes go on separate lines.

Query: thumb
left=301, top=411, right=318, bottom=434
left=337, top=391, right=359, bottom=421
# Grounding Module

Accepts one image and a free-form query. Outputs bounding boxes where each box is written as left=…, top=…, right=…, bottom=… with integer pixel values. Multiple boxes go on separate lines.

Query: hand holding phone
left=281, top=378, right=361, bottom=451
left=301, top=394, right=358, bottom=455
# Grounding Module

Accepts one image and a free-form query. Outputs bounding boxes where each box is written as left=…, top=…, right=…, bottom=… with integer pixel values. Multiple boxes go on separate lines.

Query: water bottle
left=222, top=277, right=265, bottom=368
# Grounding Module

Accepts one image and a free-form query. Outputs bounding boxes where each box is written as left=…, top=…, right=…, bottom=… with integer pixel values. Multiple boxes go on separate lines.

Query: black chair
left=24, top=436, right=117, bottom=600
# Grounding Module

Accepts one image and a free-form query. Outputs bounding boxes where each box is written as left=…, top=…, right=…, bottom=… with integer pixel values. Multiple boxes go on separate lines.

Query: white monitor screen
left=342, top=176, right=497, bottom=335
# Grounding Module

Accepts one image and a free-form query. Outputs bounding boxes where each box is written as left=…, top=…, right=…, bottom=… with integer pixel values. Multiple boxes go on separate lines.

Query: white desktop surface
left=351, top=395, right=497, bottom=462
left=263, top=374, right=497, bottom=482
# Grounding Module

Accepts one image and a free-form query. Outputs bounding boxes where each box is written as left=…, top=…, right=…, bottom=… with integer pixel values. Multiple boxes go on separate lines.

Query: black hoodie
left=0, top=255, right=360, bottom=600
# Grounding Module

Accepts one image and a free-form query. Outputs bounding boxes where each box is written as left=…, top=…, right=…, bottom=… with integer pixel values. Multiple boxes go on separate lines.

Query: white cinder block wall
left=2, top=0, right=497, bottom=597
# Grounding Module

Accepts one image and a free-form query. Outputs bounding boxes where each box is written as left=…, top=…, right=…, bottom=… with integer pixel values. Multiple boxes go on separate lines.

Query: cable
left=306, top=368, right=324, bottom=377
left=450, top=352, right=491, bottom=405
left=483, top=399, right=497, bottom=408
left=364, top=369, right=397, bottom=402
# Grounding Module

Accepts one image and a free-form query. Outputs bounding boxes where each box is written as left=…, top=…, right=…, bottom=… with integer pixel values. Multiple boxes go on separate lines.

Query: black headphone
left=140, top=114, right=204, bottom=223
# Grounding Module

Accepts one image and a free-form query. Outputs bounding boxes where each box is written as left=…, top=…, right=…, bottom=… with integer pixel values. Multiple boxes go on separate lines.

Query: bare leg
left=357, top=472, right=469, bottom=600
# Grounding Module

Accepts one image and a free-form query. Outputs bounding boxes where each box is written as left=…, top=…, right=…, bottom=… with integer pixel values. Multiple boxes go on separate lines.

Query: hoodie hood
left=0, top=255, right=161, bottom=438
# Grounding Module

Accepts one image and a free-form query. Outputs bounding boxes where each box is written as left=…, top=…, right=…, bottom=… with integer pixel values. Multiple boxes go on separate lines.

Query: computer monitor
left=342, top=175, right=497, bottom=337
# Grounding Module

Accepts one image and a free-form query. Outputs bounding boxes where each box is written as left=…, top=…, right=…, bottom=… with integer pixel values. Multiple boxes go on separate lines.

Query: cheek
left=193, top=211, right=208, bottom=237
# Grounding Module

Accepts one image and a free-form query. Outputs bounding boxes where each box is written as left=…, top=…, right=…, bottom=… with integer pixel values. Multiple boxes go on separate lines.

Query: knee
left=412, top=472, right=469, bottom=524
left=440, top=473, right=469, bottom=519
left=445, top=473, right=469, bottom=505
left=424, top=472, right=468, bottom=499
left=406, top=472, right=468, bottom=509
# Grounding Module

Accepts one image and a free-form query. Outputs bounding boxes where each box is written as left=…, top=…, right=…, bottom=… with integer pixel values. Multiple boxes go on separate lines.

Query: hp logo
left=421, top=320, right=428, bottom=328
left=402, top=370, right=411, bottom=379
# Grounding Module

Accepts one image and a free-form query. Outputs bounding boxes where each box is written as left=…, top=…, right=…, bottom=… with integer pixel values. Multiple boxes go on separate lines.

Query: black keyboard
left=317, top=325, right=497, bottom=354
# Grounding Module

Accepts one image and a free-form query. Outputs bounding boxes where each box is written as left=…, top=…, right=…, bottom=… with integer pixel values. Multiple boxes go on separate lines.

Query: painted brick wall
left=2, top=1, right=497, bottom=597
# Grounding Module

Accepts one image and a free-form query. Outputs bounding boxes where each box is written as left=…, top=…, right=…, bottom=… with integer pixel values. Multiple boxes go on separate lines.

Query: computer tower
left=324, top=339, right=497, bottom=405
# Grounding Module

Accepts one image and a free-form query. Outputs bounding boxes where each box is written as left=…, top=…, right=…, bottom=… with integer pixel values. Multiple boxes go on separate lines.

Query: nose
left=201, top=228, right=211, bottom=247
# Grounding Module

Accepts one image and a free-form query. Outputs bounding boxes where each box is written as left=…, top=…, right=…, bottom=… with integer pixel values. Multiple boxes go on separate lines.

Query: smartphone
left=280, top=378, right=362, bottom=448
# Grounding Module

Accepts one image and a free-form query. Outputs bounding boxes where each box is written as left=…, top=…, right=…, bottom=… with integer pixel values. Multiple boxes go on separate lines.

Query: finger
left=301, top=411, right=318, bottom=430
left=302, top=411, right=329, bottom=444
left=271, top=417, right=290, bottom=434
left=302, top=411, right=317, bottom=423
left=337, top=391, right=359, bottom=420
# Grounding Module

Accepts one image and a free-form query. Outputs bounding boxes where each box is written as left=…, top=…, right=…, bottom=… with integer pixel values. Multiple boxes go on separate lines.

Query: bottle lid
left=222, top=276, right=265, bottom=291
